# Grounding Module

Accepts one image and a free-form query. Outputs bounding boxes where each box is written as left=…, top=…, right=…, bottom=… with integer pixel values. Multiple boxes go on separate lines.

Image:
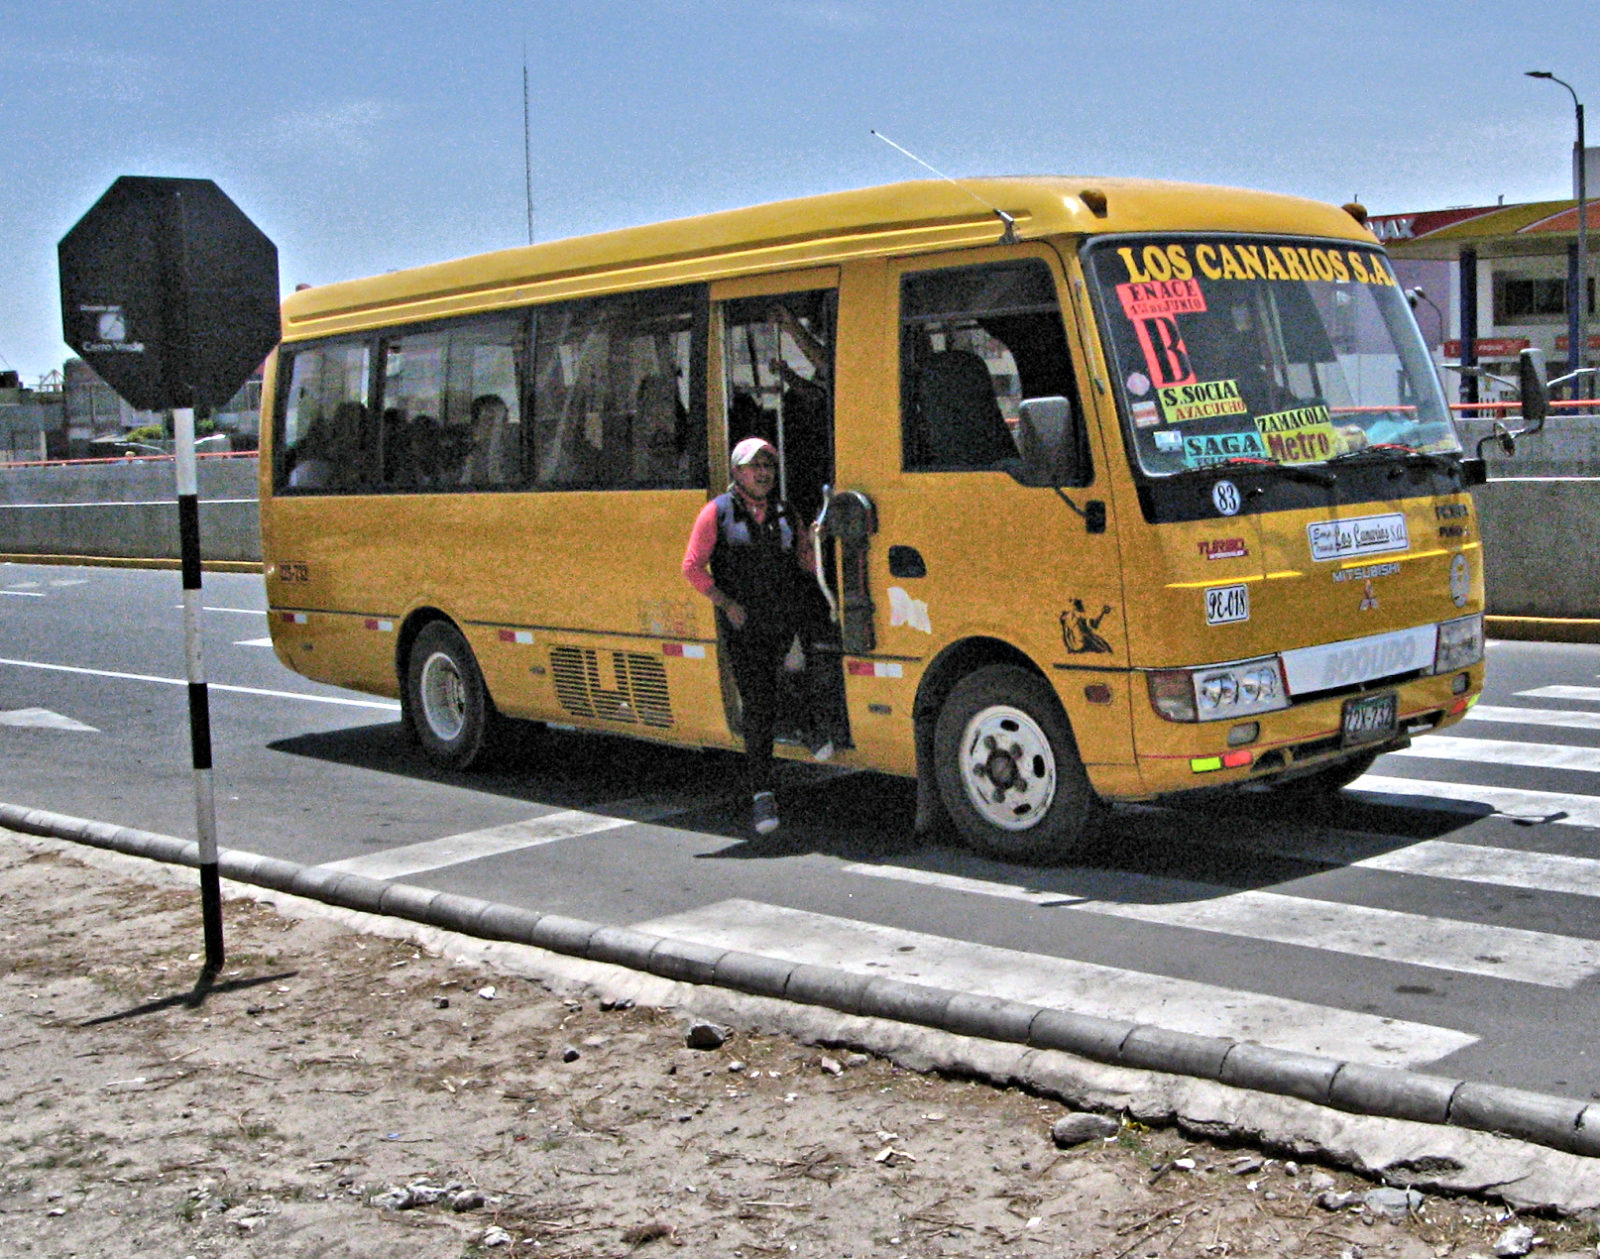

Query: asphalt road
left=4, top=560, right=1599, bottom=1103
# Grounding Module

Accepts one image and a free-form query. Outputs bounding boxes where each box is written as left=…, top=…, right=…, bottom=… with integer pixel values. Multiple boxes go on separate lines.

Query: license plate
left=1341, top=691, right=1398, bottom=748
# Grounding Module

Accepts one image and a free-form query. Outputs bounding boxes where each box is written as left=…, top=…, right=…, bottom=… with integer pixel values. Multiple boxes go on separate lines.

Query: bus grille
left=549, top=647, right=674, bottom=729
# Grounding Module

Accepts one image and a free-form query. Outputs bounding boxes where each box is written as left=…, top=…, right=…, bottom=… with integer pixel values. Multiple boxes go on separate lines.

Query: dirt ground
left=2, top=833, right=1596, bottom=1259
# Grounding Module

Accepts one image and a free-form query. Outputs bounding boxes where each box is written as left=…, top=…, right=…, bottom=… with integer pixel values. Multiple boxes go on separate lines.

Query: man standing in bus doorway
left=682, top=437, right=831, bottom=836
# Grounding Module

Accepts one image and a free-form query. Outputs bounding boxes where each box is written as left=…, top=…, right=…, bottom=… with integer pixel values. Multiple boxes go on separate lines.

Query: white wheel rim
left=957, top=704, right=1057, bottom=832
left=419, top=650, right=467, bottom=741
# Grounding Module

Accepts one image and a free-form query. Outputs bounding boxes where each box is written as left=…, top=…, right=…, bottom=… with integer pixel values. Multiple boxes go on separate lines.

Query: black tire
left=403, top=621, right=498, bottom=770
left=1269, top=748, right=1382, bottom=798
left=933, top=665, right=1099, bottom=863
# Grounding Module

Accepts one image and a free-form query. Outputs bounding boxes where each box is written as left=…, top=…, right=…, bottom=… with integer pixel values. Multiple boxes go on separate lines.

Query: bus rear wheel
left=404, top=621, right=499, bottom=770
left=933, top=665, right=1098, bottom=864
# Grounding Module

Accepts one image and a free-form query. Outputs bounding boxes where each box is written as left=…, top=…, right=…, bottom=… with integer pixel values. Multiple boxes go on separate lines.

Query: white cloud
left=257, top=100, right=396, bottom=159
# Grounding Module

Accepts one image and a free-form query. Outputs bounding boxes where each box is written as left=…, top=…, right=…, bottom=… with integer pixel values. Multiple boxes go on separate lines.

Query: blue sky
left=3, top=0, right=1596, bottom=381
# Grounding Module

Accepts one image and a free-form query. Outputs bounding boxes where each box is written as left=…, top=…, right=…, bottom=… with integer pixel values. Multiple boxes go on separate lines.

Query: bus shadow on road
left=831, top=785, right=1499, bottom=907
left=266, top=717, right=923, bottom=860
left=265, top=718, right=1508, bottom=891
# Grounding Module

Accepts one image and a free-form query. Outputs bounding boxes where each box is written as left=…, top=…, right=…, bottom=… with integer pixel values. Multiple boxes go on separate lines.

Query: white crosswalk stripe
left=634, top=899, right=1476, bottom=1068
left=1517, top=685, right=1600, bottom=704
left=1350, top=776, right=1600, bottom=828
left=321, top=797, right=693, bottom=879
left=839, top=862, right=1600, bottom=987
left=325, top=688, right=1600, bottom=1074
left=1387, top=733, right=1600, bottom=774
left=1467, top=703, right=1600, bottom=731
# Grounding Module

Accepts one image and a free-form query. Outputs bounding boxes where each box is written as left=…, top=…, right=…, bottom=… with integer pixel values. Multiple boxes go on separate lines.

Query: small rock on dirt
left=1492, top=1223, right=1536, bottom=1257
left=686, top=1020, right=730, bottom=1050
left=1050, top=1112, right=1120, bottom=1148
left=1364, top=1186, right=1422, bottom=1221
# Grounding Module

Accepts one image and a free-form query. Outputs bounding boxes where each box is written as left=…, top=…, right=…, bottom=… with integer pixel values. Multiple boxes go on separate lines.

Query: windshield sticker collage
left=1109, top=242, right=1401, bottom=471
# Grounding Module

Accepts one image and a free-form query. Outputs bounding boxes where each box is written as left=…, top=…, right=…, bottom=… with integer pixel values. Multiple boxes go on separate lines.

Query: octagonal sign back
left=59, top=177, right=279, bottom=412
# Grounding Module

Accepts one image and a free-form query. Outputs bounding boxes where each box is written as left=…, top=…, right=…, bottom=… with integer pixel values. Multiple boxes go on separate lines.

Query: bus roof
left=281, top=177, right=1378, bottom=338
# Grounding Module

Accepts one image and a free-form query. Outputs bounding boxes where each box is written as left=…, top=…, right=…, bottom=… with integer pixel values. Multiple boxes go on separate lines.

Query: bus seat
left=632, top=375, right=682, bottom=483
left=916, top=350, right=1016, bottom=468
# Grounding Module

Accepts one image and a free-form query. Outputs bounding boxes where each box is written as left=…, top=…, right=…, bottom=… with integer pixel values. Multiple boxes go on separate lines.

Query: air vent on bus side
left=549, top=646, right=674, bottom=729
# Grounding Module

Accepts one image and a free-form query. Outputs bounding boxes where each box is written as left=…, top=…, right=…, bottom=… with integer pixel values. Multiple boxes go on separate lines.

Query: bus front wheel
left=404, top=621, right=498, bottom=770
left=933, top=665, right=1098, bottom=864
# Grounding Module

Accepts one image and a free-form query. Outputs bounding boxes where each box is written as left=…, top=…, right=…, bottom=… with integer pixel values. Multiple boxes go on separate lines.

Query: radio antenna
left=870, top=129, right=1017, bottom=243
left=522, top=44, right=535, bottom=244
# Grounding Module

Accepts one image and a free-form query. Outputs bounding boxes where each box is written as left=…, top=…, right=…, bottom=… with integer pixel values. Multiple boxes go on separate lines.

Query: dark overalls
left=710, top=491, right=805, bottom=794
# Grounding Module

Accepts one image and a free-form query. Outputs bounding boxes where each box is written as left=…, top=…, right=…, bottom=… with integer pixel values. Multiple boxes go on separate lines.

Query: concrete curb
left=0, top=552, right=261, bottom=573
left=1485, top=614, right=1600, bottom=644
left=6, top=798, right=1598, bottom=1162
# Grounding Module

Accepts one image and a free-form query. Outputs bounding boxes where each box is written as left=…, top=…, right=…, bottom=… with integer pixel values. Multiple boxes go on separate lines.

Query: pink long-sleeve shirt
left=682, top=491, right=812, bottom=600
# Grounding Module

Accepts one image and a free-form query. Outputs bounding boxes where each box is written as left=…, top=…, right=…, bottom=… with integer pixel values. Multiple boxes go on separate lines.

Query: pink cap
left=730, top=437, right=778, bottom=467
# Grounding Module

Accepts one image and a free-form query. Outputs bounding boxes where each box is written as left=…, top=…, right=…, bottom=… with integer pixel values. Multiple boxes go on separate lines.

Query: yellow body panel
left=260, top=177, right=1483, bottom=807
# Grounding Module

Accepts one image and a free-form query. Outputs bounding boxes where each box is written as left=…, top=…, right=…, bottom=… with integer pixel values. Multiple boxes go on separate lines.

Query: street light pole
left=1527, top=71, right=1589, bottom=394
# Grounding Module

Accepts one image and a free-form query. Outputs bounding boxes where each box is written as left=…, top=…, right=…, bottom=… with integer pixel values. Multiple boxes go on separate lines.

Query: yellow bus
left=260, top=177, right=1486, bottom=861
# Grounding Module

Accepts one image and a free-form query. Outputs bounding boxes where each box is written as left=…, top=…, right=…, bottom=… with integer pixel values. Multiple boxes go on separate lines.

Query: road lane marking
left=173, top=605, right=268, bottom=615
left=1517, top=685, right=1600, bottom=704
left=234, top=638, right=275, bottom=647
left=0, top=656, right=400, bottom=711
left=0, top=708, right=99, bottom=732
left=1, top=590, right=45, bottom=598
left=1467, top=704, right=1600, bottom=731
left=633, top=899, right=1476, bottom=1068
left=1351, top=775, right=1600, bottom=828
left=840, top=862, right=1600, bottom=988
left=1388, top=734, right=1600, bottom=775
left=320, top=797, right=692, bottom=879
left=1341, top=836, right=1600, bottom=897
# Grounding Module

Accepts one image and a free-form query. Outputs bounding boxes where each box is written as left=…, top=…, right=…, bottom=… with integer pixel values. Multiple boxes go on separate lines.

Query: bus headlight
left=1432, top=613, right=1484, bottom=674
left=1147, top=656, right=1289, bottom=723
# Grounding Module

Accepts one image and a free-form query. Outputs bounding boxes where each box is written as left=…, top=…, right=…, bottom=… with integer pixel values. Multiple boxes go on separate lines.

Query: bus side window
left=278, top=341, right=371, bottom=493
left=899, top=259, right=1087, bottom=484
left=448, top=317, right=524, bottom=488
left=721, top=290, right=835, bottom=522
left=531, top=287, right=704, bottom=491
left=379, top=332, right=450, bottom=488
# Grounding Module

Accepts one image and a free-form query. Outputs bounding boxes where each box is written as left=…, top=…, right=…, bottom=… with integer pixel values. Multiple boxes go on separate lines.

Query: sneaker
left=751, top=791, right=779, bottom=835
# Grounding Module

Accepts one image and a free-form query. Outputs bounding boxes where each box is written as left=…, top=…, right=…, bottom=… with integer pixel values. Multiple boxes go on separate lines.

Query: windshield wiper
left=1165, top=457, right=1337, bottom=487
left=1328, top=443, right=1455, bottom=472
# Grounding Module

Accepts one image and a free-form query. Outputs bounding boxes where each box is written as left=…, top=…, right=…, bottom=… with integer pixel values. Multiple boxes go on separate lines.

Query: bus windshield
left=1085, top=235, right=1459, bottom=476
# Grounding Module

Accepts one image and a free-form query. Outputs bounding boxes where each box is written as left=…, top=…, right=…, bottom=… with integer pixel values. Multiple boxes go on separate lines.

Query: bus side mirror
left=1014, top=395, right=1076, bottom=487
left=1518, top=347, right=1549, bottom=435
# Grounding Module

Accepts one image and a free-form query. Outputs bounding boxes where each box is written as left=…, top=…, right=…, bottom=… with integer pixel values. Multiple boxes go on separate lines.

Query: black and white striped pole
left=59, top=177, right=279, bottom=985
left=173, top=403, right=224, bottom=977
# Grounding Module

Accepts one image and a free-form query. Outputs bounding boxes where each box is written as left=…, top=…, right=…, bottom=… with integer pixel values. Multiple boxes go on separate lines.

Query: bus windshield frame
left=1082, top=233, right=1459, bottom=478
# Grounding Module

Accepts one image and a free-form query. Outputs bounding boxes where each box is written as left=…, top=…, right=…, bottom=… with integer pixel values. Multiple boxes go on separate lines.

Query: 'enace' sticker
left=1116, top=278, right=1207, bottom=320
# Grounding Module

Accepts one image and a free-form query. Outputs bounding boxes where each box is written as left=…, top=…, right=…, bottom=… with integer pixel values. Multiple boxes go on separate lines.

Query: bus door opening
left=719, top=288, right=850, bottom=751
